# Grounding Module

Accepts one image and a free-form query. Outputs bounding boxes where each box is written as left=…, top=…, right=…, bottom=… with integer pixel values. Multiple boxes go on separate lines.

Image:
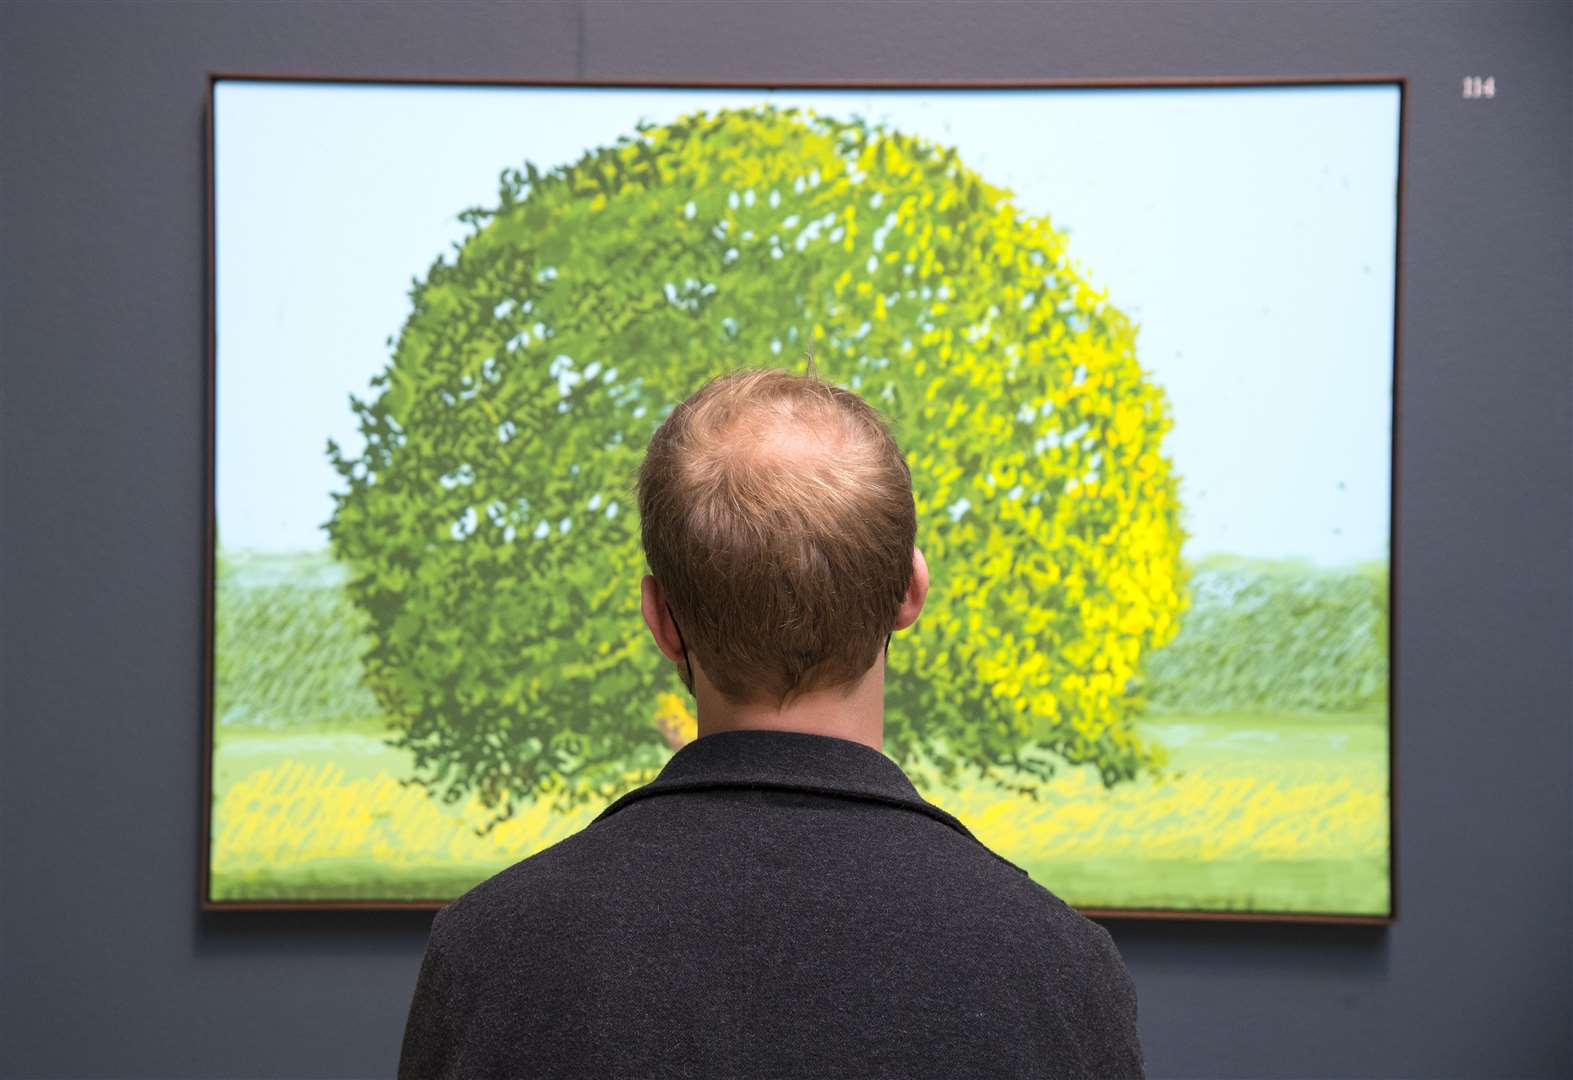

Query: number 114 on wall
left=1462, top=76, right=1496, bottom=98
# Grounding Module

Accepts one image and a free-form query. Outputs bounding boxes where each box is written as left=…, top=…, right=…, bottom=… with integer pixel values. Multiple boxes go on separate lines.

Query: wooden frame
left=202, top=73, right=1405, bottom=923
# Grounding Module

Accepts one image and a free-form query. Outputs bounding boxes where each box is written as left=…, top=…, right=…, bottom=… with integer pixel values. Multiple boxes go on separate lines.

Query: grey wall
left=2, top=1, right=1569, bottom=1077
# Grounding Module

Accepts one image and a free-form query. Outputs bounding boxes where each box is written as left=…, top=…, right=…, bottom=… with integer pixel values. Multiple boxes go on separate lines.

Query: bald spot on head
left=694, top=402, right=865, bottom=522
left=728, top=406, right=850, bottom=471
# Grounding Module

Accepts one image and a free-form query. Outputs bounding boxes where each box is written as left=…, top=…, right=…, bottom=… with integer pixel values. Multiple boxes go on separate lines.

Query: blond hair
left=636, top=365, right=917, bottom=707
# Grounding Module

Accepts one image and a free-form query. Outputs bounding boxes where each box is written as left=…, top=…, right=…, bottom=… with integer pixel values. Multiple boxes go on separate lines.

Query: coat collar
left=591, top=729, right=1025, bottom=875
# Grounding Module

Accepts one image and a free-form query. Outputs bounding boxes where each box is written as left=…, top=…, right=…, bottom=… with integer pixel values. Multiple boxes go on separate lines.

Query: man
left=397, top=366, right=1145, bottom=1079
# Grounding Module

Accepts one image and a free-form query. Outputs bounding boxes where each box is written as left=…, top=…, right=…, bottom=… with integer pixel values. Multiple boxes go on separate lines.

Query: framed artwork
left=204, top=74, right=1402, bottom=921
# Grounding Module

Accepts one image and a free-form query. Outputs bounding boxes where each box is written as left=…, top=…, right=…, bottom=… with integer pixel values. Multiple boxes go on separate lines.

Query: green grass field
left=985, top=710, right=1389, bottom=914
left=210, top=709, right=1389, bottom=914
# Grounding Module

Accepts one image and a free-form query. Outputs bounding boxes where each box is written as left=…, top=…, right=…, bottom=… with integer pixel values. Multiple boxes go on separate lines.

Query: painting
left=206, top=77, right=1400, bottom=918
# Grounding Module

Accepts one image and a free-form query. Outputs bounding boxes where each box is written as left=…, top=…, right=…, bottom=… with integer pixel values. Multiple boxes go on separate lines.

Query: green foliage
left=325, top=105, right=1190, bottom=828
left=1142, top=556, right=1389, bottom=712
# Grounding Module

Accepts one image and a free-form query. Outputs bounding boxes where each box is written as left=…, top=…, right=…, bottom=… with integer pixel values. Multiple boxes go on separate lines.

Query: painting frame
left=201, top=72, right=1405, bottom=922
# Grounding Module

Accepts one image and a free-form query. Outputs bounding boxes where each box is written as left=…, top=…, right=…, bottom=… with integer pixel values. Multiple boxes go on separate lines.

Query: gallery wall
left=1, top=1, right=1568, bottom=1077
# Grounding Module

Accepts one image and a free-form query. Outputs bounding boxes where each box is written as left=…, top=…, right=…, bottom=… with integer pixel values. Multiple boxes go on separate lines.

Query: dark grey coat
left=397, top=728, right=1145, bottom=1079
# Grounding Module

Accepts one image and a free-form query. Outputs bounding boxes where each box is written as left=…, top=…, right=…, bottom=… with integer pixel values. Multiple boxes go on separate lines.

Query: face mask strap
left=664, top=600, right=695, bottom=694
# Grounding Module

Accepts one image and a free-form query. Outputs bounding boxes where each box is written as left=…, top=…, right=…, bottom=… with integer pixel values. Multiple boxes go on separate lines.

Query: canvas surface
left=208, top=80, right=1398, bottom=915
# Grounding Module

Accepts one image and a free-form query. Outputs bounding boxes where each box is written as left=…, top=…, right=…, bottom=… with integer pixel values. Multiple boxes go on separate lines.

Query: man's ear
left=640, top=574, right=687, bottom=666
left=892, top=546, right=929, bottom=634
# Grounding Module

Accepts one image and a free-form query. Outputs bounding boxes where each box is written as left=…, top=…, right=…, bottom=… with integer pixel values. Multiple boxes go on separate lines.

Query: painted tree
left=326, top=104, right=1190, bottom=830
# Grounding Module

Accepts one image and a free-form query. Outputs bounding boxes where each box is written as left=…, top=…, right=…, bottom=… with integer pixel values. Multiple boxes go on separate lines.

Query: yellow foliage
left=211, top=750, right=1384, bottom=885
left=930, top=761, right=1386, bottom=862
left=212, top=759, right=610, bottom=874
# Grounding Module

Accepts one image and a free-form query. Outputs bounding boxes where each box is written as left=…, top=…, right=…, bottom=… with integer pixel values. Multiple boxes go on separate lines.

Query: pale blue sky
left=215, top=81, right=1399, bottom=566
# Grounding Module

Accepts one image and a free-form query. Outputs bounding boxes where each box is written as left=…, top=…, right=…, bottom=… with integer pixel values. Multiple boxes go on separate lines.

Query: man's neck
left=693, top=661, right=886, bottom=753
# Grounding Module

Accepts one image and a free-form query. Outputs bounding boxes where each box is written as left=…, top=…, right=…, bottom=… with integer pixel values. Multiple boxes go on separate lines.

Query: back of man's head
left=636, top=366, right=917, bottom=710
